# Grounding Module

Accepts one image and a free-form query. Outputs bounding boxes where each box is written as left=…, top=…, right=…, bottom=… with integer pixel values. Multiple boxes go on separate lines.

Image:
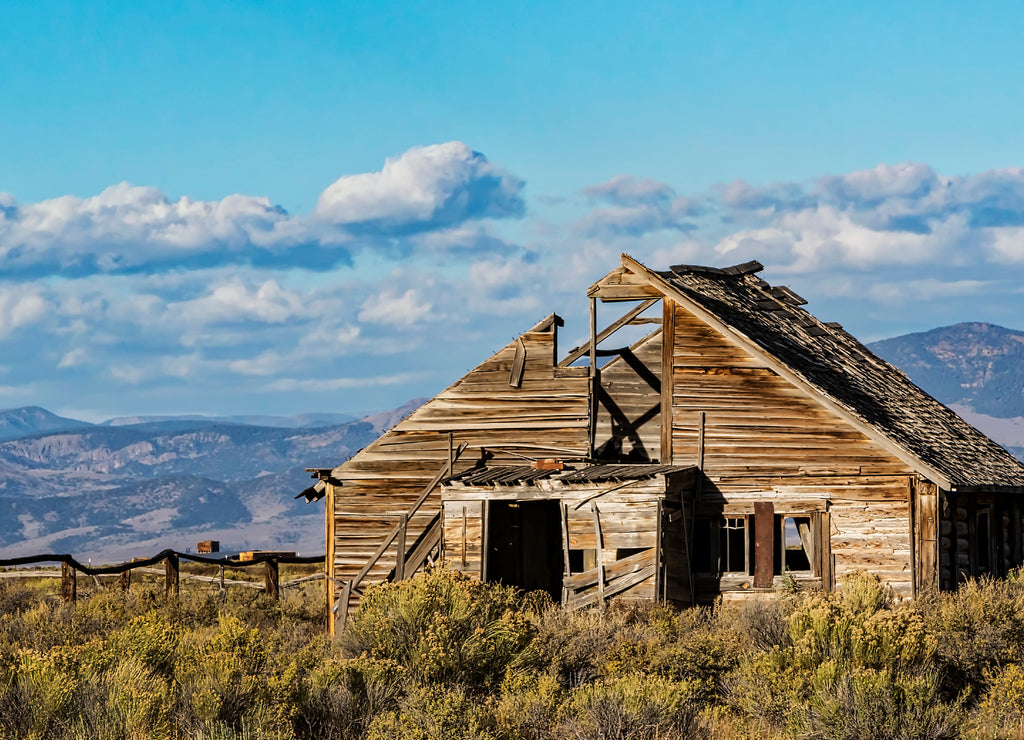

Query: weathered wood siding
left=667, top=301, right=916, bottom=595
left=669, top=304, right=915, bottom=478
left=442, top=500, right=484, bottom=577
left=594, top=330, right=662, bottom=462
left=328, top=318, right=590, bottom=616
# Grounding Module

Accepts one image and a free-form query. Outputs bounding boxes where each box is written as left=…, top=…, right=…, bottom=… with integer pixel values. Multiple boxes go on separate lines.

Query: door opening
left=486, top=500, right=563, bottom=601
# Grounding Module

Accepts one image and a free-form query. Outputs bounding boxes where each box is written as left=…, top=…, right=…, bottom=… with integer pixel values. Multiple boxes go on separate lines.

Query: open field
left=3, top=568, right=1024, bottom=739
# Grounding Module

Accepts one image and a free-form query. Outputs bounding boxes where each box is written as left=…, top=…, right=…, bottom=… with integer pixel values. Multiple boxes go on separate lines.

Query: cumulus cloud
left=172, top=279, right=308, bottom=324
left=705, top=163, right=1024, bottom=271
left=315, top=142, right=525, bottom=234
left=575, top=175, right=703, bottom=238
left=357, top=288, right=435, bottom=326
left=0, top=142, right=524, bottom=279
left=583, top=175, right=675, bottom=206
left=0, top=286, right=49, bottom=336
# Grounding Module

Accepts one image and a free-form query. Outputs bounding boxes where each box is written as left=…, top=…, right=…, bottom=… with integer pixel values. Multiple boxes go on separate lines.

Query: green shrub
left=557, top=673, right=704, bottom=740
left=342, top=568, right=533, bottom=689
left=803, top=667, right=961, bottom=740
left=365, top=683, right=497, bottom=740
left=922, top=575, right=1024, bottom=694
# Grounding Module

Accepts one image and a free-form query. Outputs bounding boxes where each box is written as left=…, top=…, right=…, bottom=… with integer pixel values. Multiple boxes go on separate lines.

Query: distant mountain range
left=868, top=322, right=1024, bottom=460
left=2, top=321, right=1023, bottom=562
left=0, top=399, right=424, bottom=561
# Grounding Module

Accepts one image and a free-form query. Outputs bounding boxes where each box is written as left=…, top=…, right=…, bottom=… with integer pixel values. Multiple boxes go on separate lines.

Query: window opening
left=777, top=516, right=812, bottom=573
left=976, top=508, right=991, bottom=573
left=721, top=517, right=749, bottom=574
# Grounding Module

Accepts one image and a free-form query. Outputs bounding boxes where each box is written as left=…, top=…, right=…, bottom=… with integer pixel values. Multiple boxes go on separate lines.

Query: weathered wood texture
left=329, top=317, right=589, bottom=623
left=441, top=474, right=687, bottom=606
left=443, top=500, right=484, bottom=576
left=593, top=329, right=662, bottom=463
left=664, top=301, right=920, bottom=596
left=669, top=305, right=916, bottom=479
left=830, top=498, right=913, bottom=596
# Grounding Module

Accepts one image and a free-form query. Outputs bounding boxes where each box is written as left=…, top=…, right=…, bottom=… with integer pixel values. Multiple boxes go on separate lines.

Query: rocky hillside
left=0, top=407, right=419, bottom=561
left=868, top=322, right=1024, bottom=460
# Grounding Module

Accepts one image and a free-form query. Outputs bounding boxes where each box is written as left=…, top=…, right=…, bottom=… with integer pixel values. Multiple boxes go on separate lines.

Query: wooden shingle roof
left=622, top=255, right=1024, bottom=491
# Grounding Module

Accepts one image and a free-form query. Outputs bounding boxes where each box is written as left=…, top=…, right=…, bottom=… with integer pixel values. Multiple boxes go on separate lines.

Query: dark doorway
left=486, top=500, right=563, bottom=601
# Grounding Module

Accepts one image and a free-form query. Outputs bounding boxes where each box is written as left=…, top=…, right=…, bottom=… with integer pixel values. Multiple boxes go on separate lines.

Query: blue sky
left=3, top=1, right=1024, bottom=420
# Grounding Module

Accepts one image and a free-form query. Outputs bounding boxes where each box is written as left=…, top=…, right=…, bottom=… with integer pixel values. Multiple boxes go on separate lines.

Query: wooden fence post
left=264, top=560, right=280, bottom=600
left=164, top=554, right=180, bottom=597
left=118, top=568, right=131, bottom=592
left=61, top=562, right=77, bottom=604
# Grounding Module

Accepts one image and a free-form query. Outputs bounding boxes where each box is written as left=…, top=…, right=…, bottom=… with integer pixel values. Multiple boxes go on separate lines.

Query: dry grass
left=0, top=569, right=1023, bottom=738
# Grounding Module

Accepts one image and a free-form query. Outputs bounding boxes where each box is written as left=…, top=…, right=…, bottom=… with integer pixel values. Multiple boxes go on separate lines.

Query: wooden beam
left=621, top=254, right=954, bottom=490
left=559, top=298, right=659, bottom=367
left=592, top=501, right=606, bottom=608
left=509, top=339, right=526, bottom=387
left=395, top=513, right=407, bottom=580
left=660, top=298, right=675, bottom=463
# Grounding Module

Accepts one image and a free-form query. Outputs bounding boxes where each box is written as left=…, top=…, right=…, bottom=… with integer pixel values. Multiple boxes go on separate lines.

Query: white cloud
left=57, top=348, right=87, bottom=368
left=0, top=286, right=49, bottom=336
left=583, top=175, right=675, bottom=206
left=172, top=279, right=307, bottom=324
left=358, top=288, right=434, bottom=326
left=316, top=142, right=524, bottom=231
left=0, top=142, right=525, bottom=278
left=264, top=372, right=417, bottom=392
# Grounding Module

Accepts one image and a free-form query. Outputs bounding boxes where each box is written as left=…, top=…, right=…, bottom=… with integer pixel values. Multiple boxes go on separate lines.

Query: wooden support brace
left=335, top=580, right=352, bottom=633
left=396, top=513, right=408, bottom=580
left=591, top=501, right=606, bottom=609
left=264, top=560, right=280, bottom=600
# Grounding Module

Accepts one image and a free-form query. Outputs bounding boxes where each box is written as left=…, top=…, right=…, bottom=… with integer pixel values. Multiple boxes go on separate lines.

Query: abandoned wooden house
left=302, top=255, right=1024, bottom=632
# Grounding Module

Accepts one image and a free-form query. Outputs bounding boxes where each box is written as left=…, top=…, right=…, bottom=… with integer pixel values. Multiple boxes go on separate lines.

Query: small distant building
left=197, top=540, right=220, bottom=554
left=304, top=255, right=1024, bottom=633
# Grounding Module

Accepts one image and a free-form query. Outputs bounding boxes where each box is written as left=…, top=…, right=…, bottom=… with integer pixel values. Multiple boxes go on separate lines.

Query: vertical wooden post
left=588, top=297, right=598, bottom=458
left=61, top=562, right=77, bottom=604
left=219, top=565, right=226, bottom=593
left=660, top=298, right=676, bottom=463
left=264, top=560, right=280, bottom=600
left=591, top=501, right=605, bottom=609
left=753, top=502, right=774, bottom=589
left=655, top=500, right=664, bottom=602
left=695, top=411, right=706, bottom=499
left=164, top=554, right=179, bottom=597
left=396, top=513, right=407, bottom=580
left=460, top=507, right=467, bottom=568
left=118, top=568, right=131, bottom=593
